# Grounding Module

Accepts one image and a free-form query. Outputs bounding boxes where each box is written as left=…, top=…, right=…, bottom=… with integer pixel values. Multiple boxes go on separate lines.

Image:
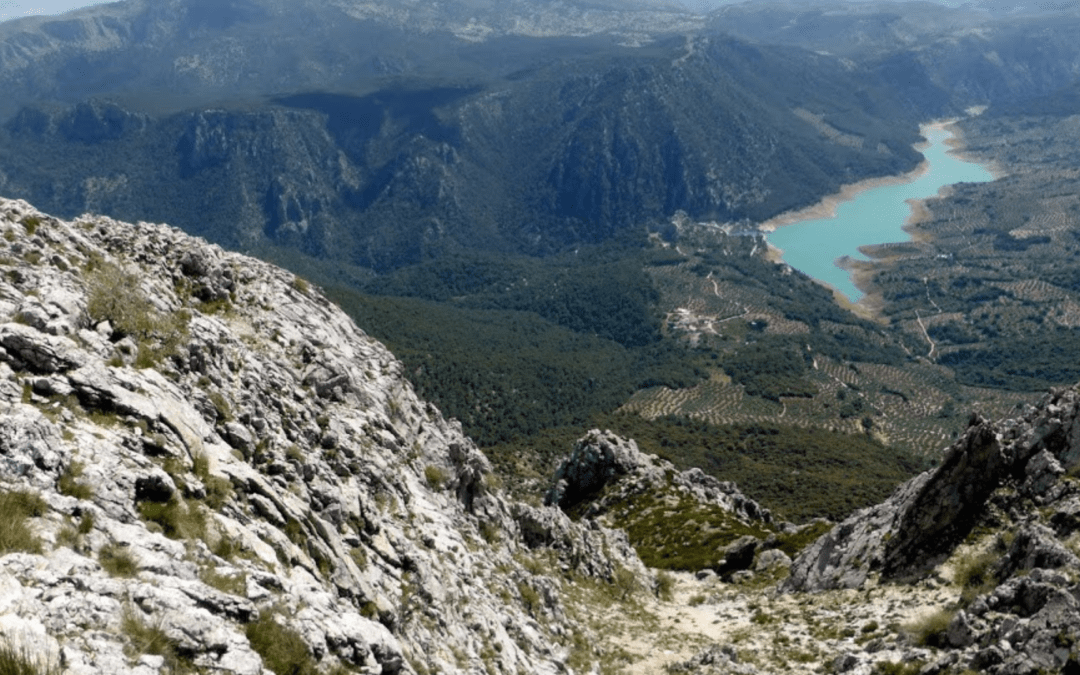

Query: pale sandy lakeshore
left=942, top=118, right=1008, bottom=181
left=758, top=121, right=945, bottom=233
left=902, top=119, right=1005, bottom=235
left=759, top=118, right=1003, bottom=235
left=759, top=158, right=930, bottom=232
left=761, top=118, right=1002, bottom=308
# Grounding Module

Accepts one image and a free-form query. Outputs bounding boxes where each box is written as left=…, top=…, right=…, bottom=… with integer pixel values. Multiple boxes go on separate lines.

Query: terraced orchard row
left=327, top=158, right=1077, bottom=528
left=642, top=222, right=1028, bottom=459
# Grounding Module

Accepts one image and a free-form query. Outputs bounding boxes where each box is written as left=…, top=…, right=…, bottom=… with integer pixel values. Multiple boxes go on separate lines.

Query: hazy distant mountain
left=0, top=0, right=1078, bottom=272
left=0, top=0, right=930, bottom=272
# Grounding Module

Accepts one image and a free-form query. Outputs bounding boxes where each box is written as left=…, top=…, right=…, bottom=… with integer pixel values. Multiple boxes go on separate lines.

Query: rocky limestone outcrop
left=0, top=198, right=648, bottom=674
left=545, top=429, right=770, bottom=525
left=779, top=387, right=1080, bottom=675
left=785, top=392, right=1080, bottom=594
left=544, top=430, right=777, bottom=578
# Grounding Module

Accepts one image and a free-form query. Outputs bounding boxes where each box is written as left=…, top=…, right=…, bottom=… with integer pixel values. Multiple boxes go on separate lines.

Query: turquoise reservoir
left=765, top=123, right=996, bottom=302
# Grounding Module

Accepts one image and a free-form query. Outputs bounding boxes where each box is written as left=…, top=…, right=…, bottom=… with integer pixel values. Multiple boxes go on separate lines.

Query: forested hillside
left=3, top=0, right=1080, bottom=530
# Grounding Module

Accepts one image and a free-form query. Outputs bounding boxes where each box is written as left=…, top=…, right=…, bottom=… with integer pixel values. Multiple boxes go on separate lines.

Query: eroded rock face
left=787, top=391, right=1080, bottom=593
left=545, top=429, right=770, bottom=525
left=0, top=198, right=644, bottom=674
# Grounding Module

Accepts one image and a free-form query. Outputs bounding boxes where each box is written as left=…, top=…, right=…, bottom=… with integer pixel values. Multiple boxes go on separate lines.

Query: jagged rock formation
left=544, top=430, right=778, bottom=576
left=546, top=429, right=769, bottom=525
left=786, top=394, right=1080, bottom=593
left=785, top=387, right=1080, bottom=674
left=0, top=198, right=648, bottom=674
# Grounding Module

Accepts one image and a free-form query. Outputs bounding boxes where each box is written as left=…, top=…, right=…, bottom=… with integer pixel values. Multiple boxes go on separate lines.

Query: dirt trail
left=603, top=570, right=958, bottom=674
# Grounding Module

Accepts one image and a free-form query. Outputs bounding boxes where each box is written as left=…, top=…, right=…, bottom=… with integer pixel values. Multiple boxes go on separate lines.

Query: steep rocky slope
left=786, top=388, right=1080, bottom=674
left=7, top=195, right=1080, bottom=675
left=0, top=197, right=653, bottom=674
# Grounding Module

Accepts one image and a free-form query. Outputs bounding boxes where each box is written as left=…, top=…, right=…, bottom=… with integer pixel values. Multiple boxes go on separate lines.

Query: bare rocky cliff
left=0, top=197, right=648, bottom=674
left=785, top=389, right=1080, bottom=674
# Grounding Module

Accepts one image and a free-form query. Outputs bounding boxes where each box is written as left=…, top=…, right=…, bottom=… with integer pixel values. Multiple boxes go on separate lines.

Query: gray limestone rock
left=0, top=322, right=87, bottom=373
left=544, top=430, right=657, bottom=509
left=787, top=392, right=1080, bottom=592
left=668, top=644, right=758, bottom=674
left=545, top=429, right=770, bottom=525
left=0, top=198, right=644, bottom=675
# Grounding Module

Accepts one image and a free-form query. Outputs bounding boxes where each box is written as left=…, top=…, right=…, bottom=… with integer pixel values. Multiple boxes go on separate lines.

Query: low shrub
left=611, top=566, right=637, bottom=600
left=86, top=261, right=189, bottom=368
left=655, top=571, right=676, bottom=601
left=601, top=487, right=770, bottom=572
left=0, top=490, right=47, bottom=554
left=244, top=613, right=316, bottom=675
left=58, top=461, right=93, bottom=501
left=99, top=543, right=138, bottom=578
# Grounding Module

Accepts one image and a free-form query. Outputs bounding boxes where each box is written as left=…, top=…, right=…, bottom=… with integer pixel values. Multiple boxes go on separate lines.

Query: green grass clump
left=518, top=582, right=542, bottom=615
left=904, top=608, right=955, bottom=648
left=0, top=641, right=58, bottom=675
left=198, top=297, right=233, bottom=315
left=244, top=613, right=316, bottom=675
left=478, top=521, right=501, bottom=545
left=193, top=453, right=233, bottom=509
left=57, top=461, right=93, bottom=501
left=99, top=543, right=138, bottom=578
left=138, top=497, right=207, bottom=542
left=954, top=547, right=999, bottom=604
left=20, top=216, right=41, bottom=236
left=291, top=276, right=311, bottom=294
left=0, top=490, right=47, bottom=554
left=200, top=567, right=247, bottom=596
left=121, top=606, right=194, bottom=673
left=206, top=392, right=233, bottom=423
left=423, top=465, right=448, bottom=489
left=57, top=511, right=95, bottom=549
left=349, top=547, right=368, bottom=570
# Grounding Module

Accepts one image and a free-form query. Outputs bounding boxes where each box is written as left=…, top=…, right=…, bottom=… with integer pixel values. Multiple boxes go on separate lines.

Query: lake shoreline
left=758, top=120, right=956, bottom=234
left=942, top=118, right=1008, bottom=182
left=761, top=118, right=999, bottom=305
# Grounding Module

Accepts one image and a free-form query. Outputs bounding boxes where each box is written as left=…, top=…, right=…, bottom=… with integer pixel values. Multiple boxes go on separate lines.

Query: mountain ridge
left=0, top=196, right=657, bottom=674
